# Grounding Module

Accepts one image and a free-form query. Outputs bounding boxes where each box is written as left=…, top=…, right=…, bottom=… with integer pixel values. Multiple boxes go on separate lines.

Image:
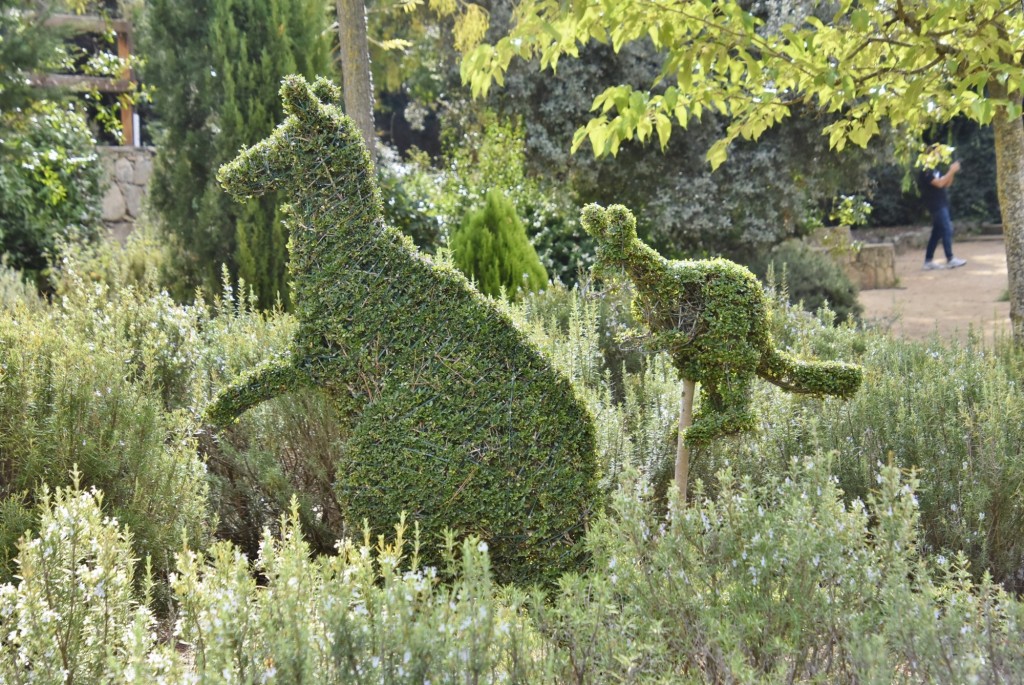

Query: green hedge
left=748, top=238, right=863, bottom=324
left=207, top=75, right=600, bottom=586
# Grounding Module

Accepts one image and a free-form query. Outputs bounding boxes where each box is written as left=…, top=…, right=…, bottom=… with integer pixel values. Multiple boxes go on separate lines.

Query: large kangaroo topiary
left=580, top=204, right=862, bottom=451
left=206, top=75, right=600, bottom=585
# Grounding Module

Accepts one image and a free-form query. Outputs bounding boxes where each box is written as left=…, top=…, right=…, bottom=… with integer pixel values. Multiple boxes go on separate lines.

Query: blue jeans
left=925, top=205, right=954, bottom=262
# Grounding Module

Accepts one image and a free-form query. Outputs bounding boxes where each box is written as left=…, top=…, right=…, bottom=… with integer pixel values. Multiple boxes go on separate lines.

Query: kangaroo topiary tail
left=757, top=343, right=862, bottom=398
left=580, top=203, right=862, bottom=449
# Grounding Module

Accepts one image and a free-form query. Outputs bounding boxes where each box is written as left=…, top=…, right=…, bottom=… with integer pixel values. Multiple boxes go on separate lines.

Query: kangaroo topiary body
left=206, top=75, right=599, bottom=585
left=580, top=204, right=862, bottom=447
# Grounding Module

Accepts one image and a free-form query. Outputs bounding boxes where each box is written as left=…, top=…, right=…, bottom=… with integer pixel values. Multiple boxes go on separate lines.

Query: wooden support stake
left=675, top=378, right=696, bottom=503
left=116, top=25, right=134, bottom=146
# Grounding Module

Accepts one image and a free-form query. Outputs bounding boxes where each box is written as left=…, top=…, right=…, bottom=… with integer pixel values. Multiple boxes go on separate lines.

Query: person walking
left=919, top=147, right=966, bottom=270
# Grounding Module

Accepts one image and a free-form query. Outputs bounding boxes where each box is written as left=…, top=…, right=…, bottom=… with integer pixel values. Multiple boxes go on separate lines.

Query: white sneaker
left=947, top=257, right=967, bottom=268
left=923, top=261, right=945, bottom=270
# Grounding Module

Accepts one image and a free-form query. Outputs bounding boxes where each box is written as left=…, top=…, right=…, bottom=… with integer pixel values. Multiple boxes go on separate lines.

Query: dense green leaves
left=7, top=450, right=1024, bottom=681
left=457, top=1, right=1024, bottom=166
left=454, top=0, right=1024, bottom=345
left=206, top=76, right=600, bottom=586
left=0, top=101, right=102, bottom=282
left=0, top=2, right=104, bottom=285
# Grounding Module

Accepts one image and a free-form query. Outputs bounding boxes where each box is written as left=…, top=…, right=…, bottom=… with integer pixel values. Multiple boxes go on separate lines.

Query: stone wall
left=810, top=225, right=897, bottom=290
left=847, top=243, right=897, bottom=290
left=97, top=146, right=155, bottom=240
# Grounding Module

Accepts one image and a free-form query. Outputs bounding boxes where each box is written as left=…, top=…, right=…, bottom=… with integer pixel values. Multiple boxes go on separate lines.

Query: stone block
left=101, top=185, right=126, bottom=222
left=106, top=221, right=134, bottom=243
left=856, top=243, right=897, bottom=290
left=124, top=184, right=145, bottom=218
left=115, top=157, right=134, bottom=184
left=133, top=154, right=153, bottom=185
left=819, top=240, right=897, bottom=290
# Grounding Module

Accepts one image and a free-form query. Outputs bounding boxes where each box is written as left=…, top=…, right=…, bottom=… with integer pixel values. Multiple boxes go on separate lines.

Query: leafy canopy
left=456, top=0, right=1024, bottom=167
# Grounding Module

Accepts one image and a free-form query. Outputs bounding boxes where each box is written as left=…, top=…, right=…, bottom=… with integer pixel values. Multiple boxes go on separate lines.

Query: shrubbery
left=748, top=239, right=863, bottom=323
left=379, top=113, right=593, bottom=285
left=4, top=455, right=1023, bottom=681
left=0, top=274, right=210, bottom=583
left=0, top=101, right=102, bottom=285
left=0, top=230, right=296, bottom=585
left=142, top=0, right=332, bottom=307
left=0, top=481, right=171, bottom=684
left=725, top=330, right=1024, bottom=592
left=4, top=211, right=1024, bottom=678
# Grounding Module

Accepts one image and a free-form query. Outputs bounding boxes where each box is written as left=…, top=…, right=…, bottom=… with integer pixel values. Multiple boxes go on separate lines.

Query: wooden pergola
left=29, top=13, right=137, bottom=146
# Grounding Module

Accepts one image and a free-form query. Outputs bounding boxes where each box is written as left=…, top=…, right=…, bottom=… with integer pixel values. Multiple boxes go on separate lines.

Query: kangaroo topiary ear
left=310, top=77, right=341, bottom=105
left=606, top=205, right=637, bottom=241
left=580, top=203, right=609, bottom=239
left=279, top=74, right=321, bottom=121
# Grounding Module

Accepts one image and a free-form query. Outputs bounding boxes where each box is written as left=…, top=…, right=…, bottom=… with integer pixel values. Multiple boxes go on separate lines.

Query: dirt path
left=859, top=237, right=1010, bottom=342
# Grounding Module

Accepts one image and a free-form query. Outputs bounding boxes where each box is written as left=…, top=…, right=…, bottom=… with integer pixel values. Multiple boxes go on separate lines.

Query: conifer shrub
left=142, top=0, right=331, bottom=307
left=206, top=75, right=599, bottom=587
left=451, top=189, right=548, bottom=300
left=380, top=115, right=593, bottom=285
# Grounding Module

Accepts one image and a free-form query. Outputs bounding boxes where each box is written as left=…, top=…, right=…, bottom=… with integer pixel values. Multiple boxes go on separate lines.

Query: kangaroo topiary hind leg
left=205, top=361, right=313, bottom=428
left=686, top=376, right=757, bottom=447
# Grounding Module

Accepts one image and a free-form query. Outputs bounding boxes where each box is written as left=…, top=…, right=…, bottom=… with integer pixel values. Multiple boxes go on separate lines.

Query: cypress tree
left=450, top=189, right=548, bottom=300
left=141, top=0, right=330, bottom=307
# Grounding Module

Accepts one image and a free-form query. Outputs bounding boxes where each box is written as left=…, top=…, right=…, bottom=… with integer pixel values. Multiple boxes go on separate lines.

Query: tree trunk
left=335, top=0, right=376, bottom=166
left=676, top=379, right=696, bottom=503
left=991, top=82, right=1024, bottom=343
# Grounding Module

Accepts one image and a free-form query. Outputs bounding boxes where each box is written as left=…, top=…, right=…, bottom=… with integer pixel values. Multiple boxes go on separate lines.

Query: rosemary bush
left=533, top=457, right=1024, bottom=683
left=0, top=231, right=297, bottom=584
left=4, top=459, right=1023, bottom=682
left=753, top=330, right=1024, bottom=592
left=0, top=479, right=184, bottom=684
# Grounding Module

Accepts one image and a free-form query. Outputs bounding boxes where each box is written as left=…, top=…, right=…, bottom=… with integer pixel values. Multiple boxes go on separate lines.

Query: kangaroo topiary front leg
left=206, top=361, right=313, bottom=428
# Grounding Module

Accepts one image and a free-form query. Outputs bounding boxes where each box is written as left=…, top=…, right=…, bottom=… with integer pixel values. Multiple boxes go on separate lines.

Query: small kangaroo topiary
left=205, top=75, right=600, bottom=585
left=580, top=204, right=862, bottom=449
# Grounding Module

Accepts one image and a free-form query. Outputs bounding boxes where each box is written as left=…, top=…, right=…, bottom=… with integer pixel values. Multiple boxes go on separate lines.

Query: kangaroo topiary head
left=218, top=75, right=368, bottom=200
left=581, top=203, right=639, bottom=275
